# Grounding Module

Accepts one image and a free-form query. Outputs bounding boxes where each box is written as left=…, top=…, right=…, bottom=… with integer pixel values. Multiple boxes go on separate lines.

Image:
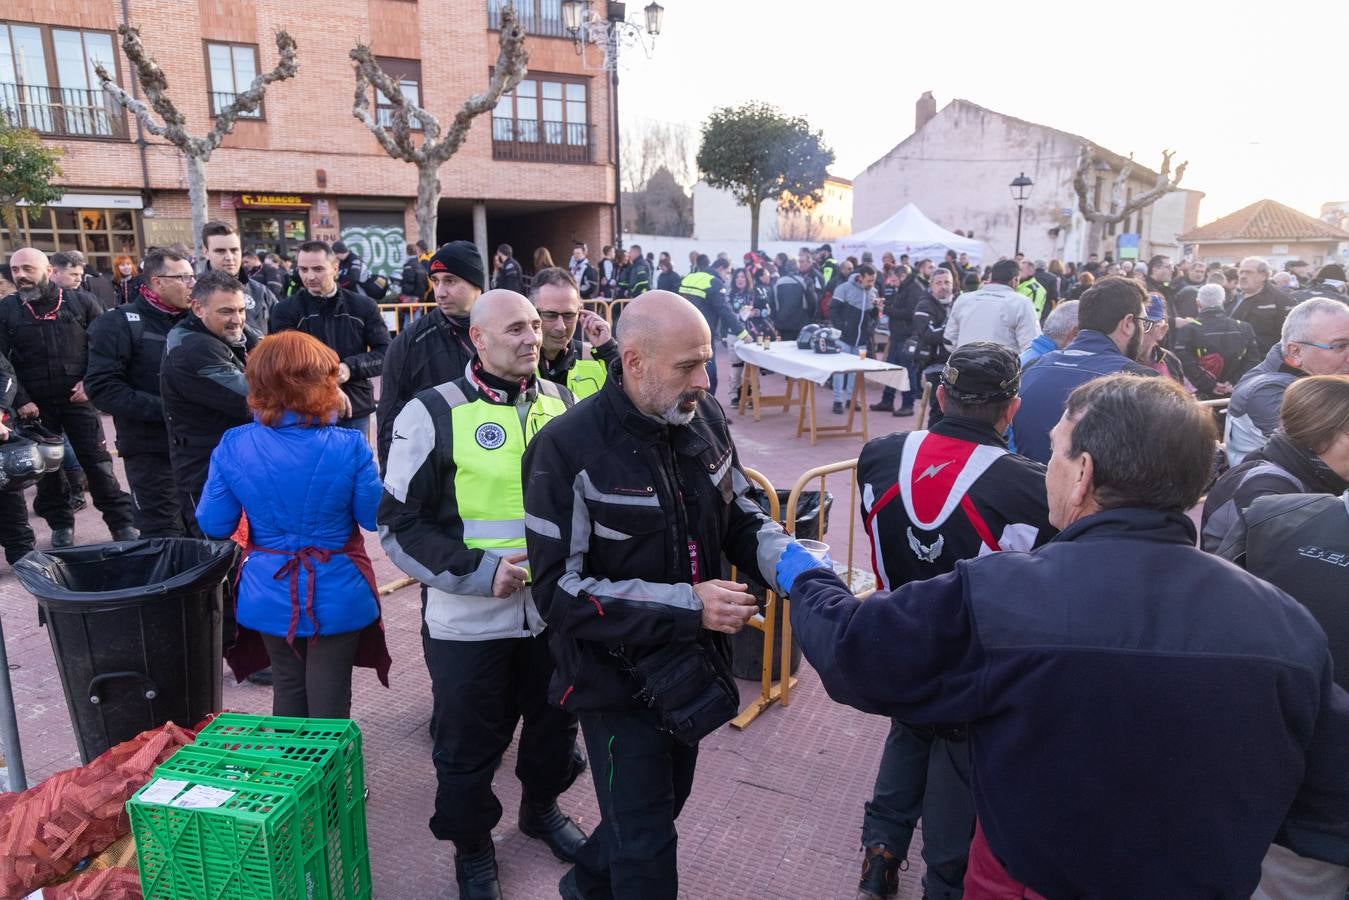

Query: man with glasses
left=1225, top=297, right=1349, bottom=465
left=85, top=248, right=195, bottom=536
left=1232, top=256, right=1296, bottom=353
left=531, top=267, right=616, bottom=400
left=1010, top=276, right=1159, bottom=464
left=0, top=248, right=136, bottom=547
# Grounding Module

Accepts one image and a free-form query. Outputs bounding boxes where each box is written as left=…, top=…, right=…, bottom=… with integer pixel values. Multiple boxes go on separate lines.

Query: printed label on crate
left=169, top=785, right=237, bottom=809
left=138, top=778, right=190, bottom=805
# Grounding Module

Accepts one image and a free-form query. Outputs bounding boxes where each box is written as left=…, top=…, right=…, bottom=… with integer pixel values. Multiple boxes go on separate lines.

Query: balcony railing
left=487, top=0, right=570, bottom=39
left=376, top=106, right=423, bottom=130
left=492, top=118, right=594, bottom=164
left=0, top=82, right=126, bottom=138
left=210, top=91, right=263, bottom=118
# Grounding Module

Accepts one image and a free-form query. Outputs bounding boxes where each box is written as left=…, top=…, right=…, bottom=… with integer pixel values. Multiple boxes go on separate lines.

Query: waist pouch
left=622, top=641, right=739, bottom=746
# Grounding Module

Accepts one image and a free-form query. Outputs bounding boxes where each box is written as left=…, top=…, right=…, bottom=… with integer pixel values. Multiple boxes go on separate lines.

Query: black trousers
left=0, top=489, right=35, bottom=563
left=32, top=402, right=133, bottom=532
left=177, top=489, right=205, bottom=539
left=122, top=452, right=184, bottom=537
left=571, top=710, right=699, bottom=900
left=422, top=632, right=579, bottom=844
left=260, top=630, right=362, bottom=719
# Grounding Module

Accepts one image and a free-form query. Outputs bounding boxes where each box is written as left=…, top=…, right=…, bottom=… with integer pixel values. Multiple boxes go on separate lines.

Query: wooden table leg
left=751, top=364, right=763, bottom=422
left=856, top=374, right=869, bottom=440
left=796, top=378, right=808, bottom=438
left=808, top=381, right=819, bottom=444
left=740, top=363, right=754, bottom=417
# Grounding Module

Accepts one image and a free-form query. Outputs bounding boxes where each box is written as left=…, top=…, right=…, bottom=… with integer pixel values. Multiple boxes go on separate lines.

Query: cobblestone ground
left=1, top=353, right=938, bottom=899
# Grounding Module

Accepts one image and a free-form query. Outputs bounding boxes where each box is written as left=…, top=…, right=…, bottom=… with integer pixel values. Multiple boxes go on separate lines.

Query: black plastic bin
left=729, top=488, right=833, bottom=681
left=15, top=538, right=239, bottom=762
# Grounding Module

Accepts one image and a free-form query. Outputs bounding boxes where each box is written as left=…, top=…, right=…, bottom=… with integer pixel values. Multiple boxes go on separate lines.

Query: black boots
left=454, top=839, right=502, bottom=900
left=518, top=800, right=588, bottom=863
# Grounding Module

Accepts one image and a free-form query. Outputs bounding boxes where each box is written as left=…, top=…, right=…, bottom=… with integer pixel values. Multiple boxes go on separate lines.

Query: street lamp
left=563, top=1, right=664, bottom=251
left=1009, top=172, right=1033, bottom=257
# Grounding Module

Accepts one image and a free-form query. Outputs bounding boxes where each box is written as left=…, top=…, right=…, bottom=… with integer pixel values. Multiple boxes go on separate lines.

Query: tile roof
left=1178, top=198, right=1349, bottom=242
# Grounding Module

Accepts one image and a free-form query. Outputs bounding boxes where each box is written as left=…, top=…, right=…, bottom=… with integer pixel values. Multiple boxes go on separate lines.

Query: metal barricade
left=376, top=301, right=437, bottom=335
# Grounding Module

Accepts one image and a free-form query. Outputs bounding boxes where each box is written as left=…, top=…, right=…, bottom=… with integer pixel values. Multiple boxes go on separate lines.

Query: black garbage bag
left=15, top=538, right=239, bottom=762
left=726, top=488, right=832, bottom=680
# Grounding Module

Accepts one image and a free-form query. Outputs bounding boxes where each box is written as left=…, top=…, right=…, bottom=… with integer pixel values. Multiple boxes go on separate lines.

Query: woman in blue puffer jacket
left=196, top=330, right=386, bottom=718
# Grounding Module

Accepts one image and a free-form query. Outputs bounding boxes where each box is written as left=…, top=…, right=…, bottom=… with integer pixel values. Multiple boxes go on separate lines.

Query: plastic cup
left=798, top=539, right=829, bottom=560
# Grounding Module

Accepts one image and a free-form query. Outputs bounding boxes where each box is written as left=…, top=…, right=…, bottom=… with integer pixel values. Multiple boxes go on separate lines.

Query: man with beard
left=523, top=292, right=800, bottom=900
left=380, top=291, right=587, bottom=900
left=531, top=267, right=616, bottom=400
left=0, top=248, right=136, bottom=547
left=269, top=240, right=390, bottom=436
left=1010, top=277, right=1158, bottom=464
left=376, top=241, right=484, bottom=469
left=85, top=249, right=194, bottom=536
left=200, top=221, right=277, bottom=333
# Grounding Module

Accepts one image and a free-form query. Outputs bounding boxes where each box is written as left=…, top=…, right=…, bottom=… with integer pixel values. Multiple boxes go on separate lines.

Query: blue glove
left=775, top=542, right=832, bottom=596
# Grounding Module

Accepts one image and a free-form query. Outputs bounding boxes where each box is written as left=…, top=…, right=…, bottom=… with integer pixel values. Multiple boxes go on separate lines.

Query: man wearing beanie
left=375, top=241, right=485, bottom=469
left=846, top=342, right=1054, bottom=900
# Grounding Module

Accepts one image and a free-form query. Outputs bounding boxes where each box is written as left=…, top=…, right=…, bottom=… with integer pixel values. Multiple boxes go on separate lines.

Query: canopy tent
left=836, top=203, right=987, bottom=265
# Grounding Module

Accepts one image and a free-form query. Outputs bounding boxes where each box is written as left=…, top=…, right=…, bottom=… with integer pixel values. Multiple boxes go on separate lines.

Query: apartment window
left=205, top=41, right=262, bottom=119
left=487, top=1, right=566, bottom=39
left=0, top=21, right=125, bottom=137
left=491, top=73, right=591, bottom=163
left=375, top=57, right=421, bottom=130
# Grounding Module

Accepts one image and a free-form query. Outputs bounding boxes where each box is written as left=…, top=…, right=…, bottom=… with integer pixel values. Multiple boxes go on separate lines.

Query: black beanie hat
left=429, top=241, right=486, bottom=291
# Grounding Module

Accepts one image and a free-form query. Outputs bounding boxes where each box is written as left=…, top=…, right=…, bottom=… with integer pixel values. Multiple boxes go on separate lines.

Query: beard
left=635, top=372, right=702, bottom=425
left=1127, top=327, right=1144, bottom=361
left=16, top=276, right=48, bottom=302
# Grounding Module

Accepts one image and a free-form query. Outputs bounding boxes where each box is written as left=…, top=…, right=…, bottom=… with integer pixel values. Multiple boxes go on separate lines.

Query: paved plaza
left=1, top=355, right=936, bottom=899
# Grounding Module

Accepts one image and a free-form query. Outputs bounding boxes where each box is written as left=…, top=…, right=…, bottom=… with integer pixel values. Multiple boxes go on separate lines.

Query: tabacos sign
left=234, top=194, right=312, bottom=209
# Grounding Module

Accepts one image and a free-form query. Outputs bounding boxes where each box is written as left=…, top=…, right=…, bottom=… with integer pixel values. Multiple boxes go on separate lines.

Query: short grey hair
left=1240, top=256, right=1271, bottom=276
left=1272, top=272, right=1296, bottom=288
left=1042, top=299, right=1079, bottom=340
left=1282, top=297, right=1349, bottom=346
left=1196, top=284, right=1226, bottom=310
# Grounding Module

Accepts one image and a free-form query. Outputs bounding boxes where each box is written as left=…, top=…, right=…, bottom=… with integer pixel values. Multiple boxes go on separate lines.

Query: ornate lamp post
left=1010, top=172, right=1034, bottom=257
left=562, top=1, right=664, bottom=250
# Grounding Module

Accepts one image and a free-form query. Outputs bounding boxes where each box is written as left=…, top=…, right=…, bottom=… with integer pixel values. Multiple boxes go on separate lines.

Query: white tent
left=836, top=203, right=987, bottom=265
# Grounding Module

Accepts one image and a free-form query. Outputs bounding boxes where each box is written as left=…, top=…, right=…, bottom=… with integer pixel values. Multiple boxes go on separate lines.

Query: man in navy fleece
left=778, top=373, right=1349, bottom=898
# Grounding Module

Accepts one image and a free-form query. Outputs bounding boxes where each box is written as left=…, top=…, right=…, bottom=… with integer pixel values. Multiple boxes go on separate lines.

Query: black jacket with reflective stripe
left=84, top=295, right=187, bottom=456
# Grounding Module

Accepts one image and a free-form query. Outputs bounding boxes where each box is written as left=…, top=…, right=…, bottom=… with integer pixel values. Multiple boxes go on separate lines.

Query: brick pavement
left=0, top=355, right=939, bottom=899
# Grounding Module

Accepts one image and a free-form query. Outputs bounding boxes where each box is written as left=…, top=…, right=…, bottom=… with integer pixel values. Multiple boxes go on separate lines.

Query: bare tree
left=96, top=26, right=298, bottom=246
left=1073, top=144, right=1188, bottom=226
left=621, top=118, right=695, bottom=194
left=351, top=7, right=528, bottom=246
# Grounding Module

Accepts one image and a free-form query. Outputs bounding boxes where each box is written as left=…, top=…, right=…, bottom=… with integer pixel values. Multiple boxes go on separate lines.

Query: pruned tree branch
left=203, top=30, right=298, bottom=155
left=349, top=3, right=529, bottom=244
left=1074, top=143, right=1187, bottom=225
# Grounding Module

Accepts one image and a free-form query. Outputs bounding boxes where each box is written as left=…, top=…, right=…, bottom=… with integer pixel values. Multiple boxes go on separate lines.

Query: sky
left=613, top=0, right=1349, bottom=224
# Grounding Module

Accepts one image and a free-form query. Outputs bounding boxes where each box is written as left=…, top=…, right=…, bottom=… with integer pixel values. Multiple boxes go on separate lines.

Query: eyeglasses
left=1132, top=315, right=1157, bottom=333
left=154, top=273, right=197, bottom=283
left=1292, top=339, right=1349, bottom=354
left=538, top=311, right=579, bottom=324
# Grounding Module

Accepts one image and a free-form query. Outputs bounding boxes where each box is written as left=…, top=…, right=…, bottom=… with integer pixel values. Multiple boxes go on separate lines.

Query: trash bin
left=15, top=538, right=239, bottom=762
left=729, top=488, right=833, bottom=681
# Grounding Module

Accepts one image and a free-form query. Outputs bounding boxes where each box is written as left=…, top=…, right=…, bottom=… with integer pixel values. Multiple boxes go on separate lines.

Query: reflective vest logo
left=475, top=422, right=507, bottom=450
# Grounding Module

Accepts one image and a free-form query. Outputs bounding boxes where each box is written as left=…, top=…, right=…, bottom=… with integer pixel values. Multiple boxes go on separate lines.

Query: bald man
left=1, top=249, right=135, bottom=548
left=523, top=291, right=805, bottom=900
left=378, top=289, right=588, bottom=898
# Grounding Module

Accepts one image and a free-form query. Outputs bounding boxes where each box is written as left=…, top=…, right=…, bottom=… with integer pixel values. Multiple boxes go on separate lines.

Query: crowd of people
left=1, top=225, right=1347, bottom=900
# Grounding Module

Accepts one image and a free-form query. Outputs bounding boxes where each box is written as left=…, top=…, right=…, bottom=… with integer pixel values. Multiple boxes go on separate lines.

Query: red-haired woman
left=196, top=330, right=388, bottom=717
left=111, top=254, right=138, bottom=306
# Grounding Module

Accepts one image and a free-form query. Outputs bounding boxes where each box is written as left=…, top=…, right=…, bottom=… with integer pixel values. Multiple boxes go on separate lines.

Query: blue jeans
left=861, top=720, right=975, bottom=900
left=61, top=435, right=83, bottom=473
left=832, top=341, right=856, bottom=403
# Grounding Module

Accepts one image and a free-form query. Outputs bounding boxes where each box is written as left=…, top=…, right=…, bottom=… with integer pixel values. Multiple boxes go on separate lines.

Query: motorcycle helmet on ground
left=796, top=323, right=821, bottom=350
left=812, top=327, right=843, bottom=354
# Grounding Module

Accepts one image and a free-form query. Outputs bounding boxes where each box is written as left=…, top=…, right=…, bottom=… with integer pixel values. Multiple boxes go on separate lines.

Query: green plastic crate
left=129, top=747, right=329, bottom=900
left=196, top=715, right=370, bottom=900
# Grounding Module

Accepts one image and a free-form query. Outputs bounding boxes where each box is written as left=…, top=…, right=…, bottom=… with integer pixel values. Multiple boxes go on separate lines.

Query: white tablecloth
left=733, top=341, right=910, bottom=392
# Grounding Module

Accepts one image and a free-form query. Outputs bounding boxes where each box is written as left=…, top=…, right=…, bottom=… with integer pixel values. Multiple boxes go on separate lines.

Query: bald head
left=469, top=289, right=541, bottom=380
left=617, top=291, right=710, bottom=355
left=9, top=248, right=52, bottom=299
left=617, top=291, right=713, bottom=425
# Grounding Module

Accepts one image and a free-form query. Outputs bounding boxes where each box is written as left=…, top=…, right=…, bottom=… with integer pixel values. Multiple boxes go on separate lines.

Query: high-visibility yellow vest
left=1018, top=277, right=1048, bottom=316
left=449, top=381, right=571, bottom=554
left=563, top=353, right=607, bottom=400
left=678, top=270, right=715, bottom=299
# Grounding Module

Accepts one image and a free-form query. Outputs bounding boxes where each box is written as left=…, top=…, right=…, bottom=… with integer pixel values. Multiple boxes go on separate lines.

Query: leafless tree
left=350, top=6, right=528, bottom=247
left=1073, top=144, right=1187, bottom=226
left=621, top=117, right=695, bottom=194
left=96, top=26, right=298, bottom=247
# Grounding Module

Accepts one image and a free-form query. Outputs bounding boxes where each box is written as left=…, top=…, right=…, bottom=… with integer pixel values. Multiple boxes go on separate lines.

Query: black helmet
left=0, top=436, right=51, bottom=492
left=15, top=421, right=65, bottom=474
left=796, top=323, right=821, bottom=350
left=812, top=327, right=842, bottom=354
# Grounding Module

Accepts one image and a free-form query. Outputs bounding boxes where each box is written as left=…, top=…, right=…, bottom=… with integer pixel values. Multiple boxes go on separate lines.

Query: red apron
left=224, top=516, right=392, bottom=688
left=964, top=819, right=1048, bottom=899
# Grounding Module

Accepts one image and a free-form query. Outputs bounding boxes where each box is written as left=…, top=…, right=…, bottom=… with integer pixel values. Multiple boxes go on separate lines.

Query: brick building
left=1, top=0, right=615, bottom=279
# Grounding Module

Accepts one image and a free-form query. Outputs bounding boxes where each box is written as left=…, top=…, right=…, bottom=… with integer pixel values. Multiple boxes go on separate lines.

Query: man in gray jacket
left=944, top=259, right=1041, bottom=354
left=1225, top=297, right=1349, bottom=465
left=828, top=264, right=879, bottom=413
